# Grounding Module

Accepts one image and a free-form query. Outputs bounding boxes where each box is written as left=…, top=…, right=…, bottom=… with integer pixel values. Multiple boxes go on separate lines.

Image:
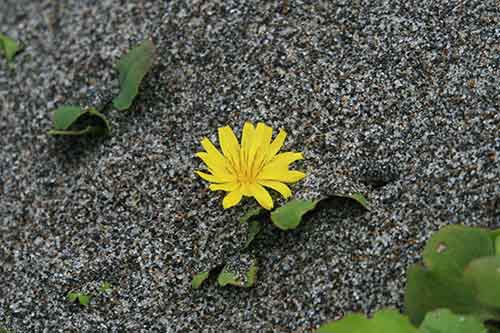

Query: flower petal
left=258, top=180, right=292, bottom=198
left=223, top=187, right=243, bottom=209
left=269, top=152, right=303, bottom=167
left=257, top=122, right=273, bottom=147
left=196, top=152, right=231, bottom=176
left=258, top=152, right=303, bottom=178
left=195, top=171, right=234, bottom=183
left=258, top=169, right=306, bottom=183
left=248, top=183, right=273, bottom=210
left=218, top=126, right=240, bottom=159
left=241, top=122, right=255, bottom=152
left=200, top=137, right=225, bottom=163
left=253, top=123, right=272, bottom=153
left=279, top=170, right=306, bottom=183
left=209, top=182, right=239, bottom=192
left=249, top=123, right=273, bottom=177
left=265, top=128, right=287, bottom=162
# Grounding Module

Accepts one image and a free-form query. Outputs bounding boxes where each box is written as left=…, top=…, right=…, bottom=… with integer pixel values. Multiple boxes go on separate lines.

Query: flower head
left=195, top=122, right=305, bottom=210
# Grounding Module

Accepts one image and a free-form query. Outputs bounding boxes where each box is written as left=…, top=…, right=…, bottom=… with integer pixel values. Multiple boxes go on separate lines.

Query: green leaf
left=464, top=256, right=500, bottom=308
left=245, top=219, right=262, bottom=248
left=240, top=207, right=264, bottom=248
left=99, top=282, right=112, bottom=293
left=317, top=309, right=418, bottom=333
left=419, top=309, right=487, bottom=333
left=495, top=235, right=500, bottom=256
left=332, top=192, right=371, bottom=210
left=217, top=255, right=258, bottom=287
left=239, top=207, right=263, bottom=224
left=270, top=199, right=319, bottom=230
left=67, top=291, right=91, bottom=306
left=88, top=108, right=111, bottom=133
left=246, top=260, right=258, bottom=287
left=52, top=106, right=86, bottom=130
left=405, top=264, right=482, bottom=326
left=486, top=324, right=500, bottom=333
left=113, top=39, right=156, bottom=110
left=404, top=226, right=497, bottom=325
left=67, top=292, right=79, bottom=302
left=422, top=225, right=494, bottom=278
left=217, top=270, right=239, bottom=287
left=0, top=33, right=22, bottom=62
left=191, top=271, right=210, bottom=289
left=49, top=106, right=111, bottom=136
left=77, top=294, right=91, bottom=306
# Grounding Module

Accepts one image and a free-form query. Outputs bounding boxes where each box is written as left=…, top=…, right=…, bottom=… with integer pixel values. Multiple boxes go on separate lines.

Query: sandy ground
left=1, top=0, right=499, bottom=332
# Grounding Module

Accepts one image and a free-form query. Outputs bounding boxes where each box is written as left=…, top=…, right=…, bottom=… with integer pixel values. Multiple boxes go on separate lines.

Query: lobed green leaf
left=271, top=199, right=319, bottom=230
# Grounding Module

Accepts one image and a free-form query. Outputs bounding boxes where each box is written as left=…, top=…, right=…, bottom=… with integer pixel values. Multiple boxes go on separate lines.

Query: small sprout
left=99, top=282, right=112, bottom=294
left=332, top=192, right=371, bottom=210
left=0, top=33, right=23, bottom=62
left=48, top=106, right=110, bottom=137
left=68, top=291, right=91, bottom=306
left=270, top=199, right=319, bottom=230
left=191, top=271, right=210, bottom=289
left=113, top=39, right=156, bottom=110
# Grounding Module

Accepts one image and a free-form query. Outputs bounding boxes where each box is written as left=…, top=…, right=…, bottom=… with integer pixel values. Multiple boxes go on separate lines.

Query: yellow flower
left=195, top=122, right=305, bottom=210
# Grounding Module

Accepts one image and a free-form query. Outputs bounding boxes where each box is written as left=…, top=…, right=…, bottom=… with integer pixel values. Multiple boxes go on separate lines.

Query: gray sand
left=1, top=0, right=499, bottom=332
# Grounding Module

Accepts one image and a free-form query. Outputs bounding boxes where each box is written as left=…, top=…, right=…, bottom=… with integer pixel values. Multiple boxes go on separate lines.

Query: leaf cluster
left=48, top=40, right=156, bottom=137
left=318, top=225, right=500, bottom=333
left=192, top=193, right=370, bottom=289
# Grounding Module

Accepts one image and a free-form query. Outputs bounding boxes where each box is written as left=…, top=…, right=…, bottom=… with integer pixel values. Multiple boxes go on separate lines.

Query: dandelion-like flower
left=195, top=122, right=305, bottom=210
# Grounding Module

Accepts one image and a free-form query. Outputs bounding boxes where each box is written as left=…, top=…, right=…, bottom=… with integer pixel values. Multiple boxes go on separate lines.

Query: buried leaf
left=316, top=308, right=417, bottom=333
left=245, top=219, right=262, bottom=249
left=0, top=33, right=22, bottom=62
left=332, top=192, right=371, bottom=210
left=240, top=207, right=264, bottom=248
left=191, top=271, right=210, bottom=289
left=270, top=199, right=319, bottom=230
left=217, top=255, right=257, bottom=288
left=239, top=207, right=264, bottom=225
left=48, top=106, right=110, bottom=137
left=113, top=39, right=156, bottom=110
left=419, top=309, right=487, bottom=333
